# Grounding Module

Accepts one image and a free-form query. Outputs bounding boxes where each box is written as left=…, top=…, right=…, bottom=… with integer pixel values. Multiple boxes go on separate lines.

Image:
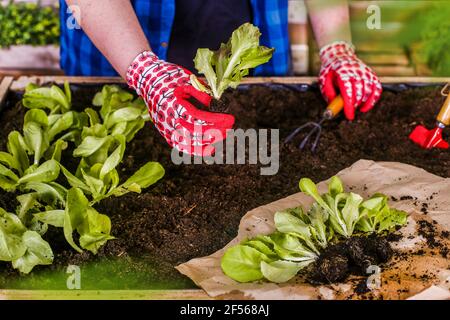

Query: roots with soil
left=309, top=234, right=394, bottom=284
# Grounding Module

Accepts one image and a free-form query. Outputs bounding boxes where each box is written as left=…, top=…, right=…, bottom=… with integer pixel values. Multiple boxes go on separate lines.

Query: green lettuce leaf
left=194, top=23, right=274, bottom=100
left=260, top=260, right=311, bottom=283
left=221, top=244, right=272, bottom=283
left=12, top=230, right=53, bottom=274
left=7, top=131, right=30, bottom=175
left=18, top=160, right=60, bottom=185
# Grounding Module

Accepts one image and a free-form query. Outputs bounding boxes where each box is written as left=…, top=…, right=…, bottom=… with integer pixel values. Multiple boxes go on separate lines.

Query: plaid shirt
left=59, top=0, right=290, bottom=76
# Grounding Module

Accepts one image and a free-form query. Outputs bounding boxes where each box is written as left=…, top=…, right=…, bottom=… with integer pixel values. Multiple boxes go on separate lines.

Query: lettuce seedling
left=63, top=85, right=164, bottom=204
left=0, top=208, right=53, bottom=273
left=356, top=194, right=408, bottom=233
left=299, top=177, right=364, bottom=238
left=193, top=23, right=274, bottom=100
left=221, top=176, right=408, bottom=284
left=221, top=231, right=318, bottom=283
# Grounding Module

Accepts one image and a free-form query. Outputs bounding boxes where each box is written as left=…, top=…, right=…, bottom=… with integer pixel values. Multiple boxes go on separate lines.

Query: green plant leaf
left=274, top=210, right=319, bottom=254
left=111, top=118, right=145, bottom=142
left=193, top=49, right=218, bottom=98
left=64, top=81, right=72, bottom=105
left=299, top=178, right=333, bottom=215
left=105, top=107, right=143, bottom=129
left=24, top=182, right=66, bottom=206
left=99, top=135, right=126, bottom=179
left=122, top=161, right=165, bottom=190
left=221, top=245, right=272, bottom=283
left=22, top=87, right=59, bottom=111
left=7, top=131, right=30, bottom=174
left=63, top=188, right=88, bottom=253
left=23, top=109, right=50, bottom=165
left=47, top=139, right=68, bottom=162
left=33, top=210, right=65, bottom=228
left=307, top=203, right=329, bottom=249
left=0, top=208, right=27, bottom=261
left=12, top=230, right=53, bottom=274
left=85, top=108, right=100, bottom=126
left=81, top=123, right=108, bottom=139
left=329, top=176, right=344, bottom=197
left=341, top=192, right=364, bottom=236
left=18, top=160, right=60, bottom=185
left=24, top=109, right=48, bottom=127
left=81, top=168, right=104, bottom=198
left=260, top=260, right=310, bottom=283
left=50, top=85, right=70, bottom=112
left=194, top=23, right=273, bottom=100
left=78, top=208, right=114, bottom=254
left=0, top=163, right=19, bottom=191
left=47, top=111, right=74, bottom=141
left=60, top=164, right=90, bottom=193
left=356, top=194, right=407, bottom=233
left=0, top=151, right=20, bottom=172
left=22, top=84, right=70, bottom=113
left=16, top=193, right=39, bottom=222
left=268, top=233, right=318, bottom=262
left=73, top=136, right=112, bottom=158
left=23, top=121, right=49, bottom=165
left=378, top=208, right=408, bottom=232
left=244, top=240, right=277, bottom=259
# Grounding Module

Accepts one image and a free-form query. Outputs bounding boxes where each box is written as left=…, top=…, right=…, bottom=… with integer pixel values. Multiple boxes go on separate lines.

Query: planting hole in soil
left=0, top=82, right=449, bottom=292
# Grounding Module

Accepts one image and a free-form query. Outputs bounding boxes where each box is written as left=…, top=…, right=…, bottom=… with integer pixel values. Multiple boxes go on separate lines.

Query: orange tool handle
left=437, top=94, right=450, bottom=126
left=323, top=95, right=345, bottom=119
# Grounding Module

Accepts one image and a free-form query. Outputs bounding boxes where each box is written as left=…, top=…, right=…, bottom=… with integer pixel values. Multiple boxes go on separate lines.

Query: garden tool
left=285, top=95, right=344, bottom=152
left=409, top=83, right=450, bottom=149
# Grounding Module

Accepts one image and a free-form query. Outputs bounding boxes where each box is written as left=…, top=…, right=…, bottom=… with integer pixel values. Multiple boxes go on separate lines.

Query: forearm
left=66, top=0, right=151, bottom=77
left=305, top=0, right=351, bottom=48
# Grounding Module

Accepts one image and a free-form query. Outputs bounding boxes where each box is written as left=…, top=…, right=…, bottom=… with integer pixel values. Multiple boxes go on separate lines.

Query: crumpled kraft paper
left=176, top=160, right=450, bottom=300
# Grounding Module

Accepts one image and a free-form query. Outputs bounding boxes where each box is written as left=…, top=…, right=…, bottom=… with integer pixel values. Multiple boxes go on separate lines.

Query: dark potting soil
left=0, top=85, right=449, bottom=288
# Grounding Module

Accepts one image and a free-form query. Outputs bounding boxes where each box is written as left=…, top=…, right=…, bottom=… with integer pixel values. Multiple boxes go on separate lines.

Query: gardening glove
left=319, top=41, right=382, bottom=121
left=126, top=51, right=235, bottom=156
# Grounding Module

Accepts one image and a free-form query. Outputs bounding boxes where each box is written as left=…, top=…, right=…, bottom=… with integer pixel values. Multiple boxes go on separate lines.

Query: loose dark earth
left=0, top=84, right=449, bottom=289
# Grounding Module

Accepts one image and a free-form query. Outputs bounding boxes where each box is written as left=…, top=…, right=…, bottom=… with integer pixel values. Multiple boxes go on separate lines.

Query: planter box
left=0, top=75, right=449, bottom=300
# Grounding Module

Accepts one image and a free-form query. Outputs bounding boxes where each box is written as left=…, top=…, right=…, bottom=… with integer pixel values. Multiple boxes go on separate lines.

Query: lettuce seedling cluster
left=0, top=83, right=164, bottom=273
left=221, top=176, right=407, bottom=283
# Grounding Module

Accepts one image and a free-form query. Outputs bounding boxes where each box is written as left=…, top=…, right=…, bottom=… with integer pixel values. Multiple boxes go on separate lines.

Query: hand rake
left=285, top=95, right=344, bottom=152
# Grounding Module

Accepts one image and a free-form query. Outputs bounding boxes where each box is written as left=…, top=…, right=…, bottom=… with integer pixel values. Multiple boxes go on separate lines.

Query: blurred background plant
left=0, top=0, right=59, bottom=48
left=398, top=1, right=450, bottom=76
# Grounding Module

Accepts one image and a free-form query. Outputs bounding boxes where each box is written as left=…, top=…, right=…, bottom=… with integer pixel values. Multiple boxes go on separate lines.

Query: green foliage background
left=413, top=3, right=450, bottom=76
left=0, top=1, right=59, bottom=48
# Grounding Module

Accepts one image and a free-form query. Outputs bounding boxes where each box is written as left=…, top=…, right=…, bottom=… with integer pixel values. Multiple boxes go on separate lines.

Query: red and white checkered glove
left=126, top=51, right=234, bottom=156
left=319, top=41, right=382, bottom=120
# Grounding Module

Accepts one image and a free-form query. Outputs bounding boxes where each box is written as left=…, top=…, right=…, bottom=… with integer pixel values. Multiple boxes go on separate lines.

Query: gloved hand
left=319, top=41, right=382, bottom=120
left=126, top=51, right=234, bottom=156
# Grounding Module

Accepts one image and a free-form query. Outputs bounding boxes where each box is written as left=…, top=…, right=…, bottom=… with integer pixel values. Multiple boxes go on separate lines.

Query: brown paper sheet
left=176, top=160, right=450, bottom=300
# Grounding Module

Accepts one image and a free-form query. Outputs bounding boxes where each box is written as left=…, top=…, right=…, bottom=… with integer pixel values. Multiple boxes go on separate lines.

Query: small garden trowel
left=409, top=84, right=450, bottom=149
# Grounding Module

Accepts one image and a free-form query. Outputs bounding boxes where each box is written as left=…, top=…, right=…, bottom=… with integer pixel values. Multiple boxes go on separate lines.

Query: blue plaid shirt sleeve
left=59, top=0, right=290, bottom=76
left=251, top=0, right=291, bottom=76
